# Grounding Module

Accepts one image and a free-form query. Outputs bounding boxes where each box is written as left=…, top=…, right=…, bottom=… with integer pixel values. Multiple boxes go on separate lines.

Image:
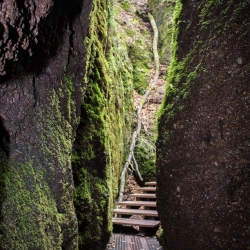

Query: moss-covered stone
left=0, top=0, right=90, bottom=248
left=134, top=144, right=156, bottom=182
left=0, top=77, right=79, bottom=249
left=157, top=0, right=250, bottom=249
left=0, top=119, right=10, bottom=249
left=72, top=0, right=134, bottom=249
left=115, top=2, right=152, bottom=94
left=1, top=162, right=64, bottom=250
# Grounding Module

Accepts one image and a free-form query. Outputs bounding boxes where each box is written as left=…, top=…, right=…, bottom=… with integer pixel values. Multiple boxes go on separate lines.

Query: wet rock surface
left=157, top=0, right=250, bottom=249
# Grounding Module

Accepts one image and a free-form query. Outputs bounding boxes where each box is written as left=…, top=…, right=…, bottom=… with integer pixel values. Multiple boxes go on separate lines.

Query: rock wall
left=0, top=0, right=54, bottom=76
left=117, top=0, right=152, bottom=95
left=72, top=0, right=134, bottom=249
left=0, top=0, right=133, bottom=249
left=0, top=0, right=87, bottom=248
left=157, top=0, right=250, bottom=249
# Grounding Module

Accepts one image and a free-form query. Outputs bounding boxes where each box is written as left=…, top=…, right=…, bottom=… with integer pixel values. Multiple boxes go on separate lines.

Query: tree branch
left=118, top=13, right=160, bottom=202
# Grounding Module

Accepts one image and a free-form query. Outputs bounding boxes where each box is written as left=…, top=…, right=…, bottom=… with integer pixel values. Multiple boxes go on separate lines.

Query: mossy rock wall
left=0, top=0, right=133, bottom=249
left=115, top=1, right=152, bottom=94
left=72, top=0, right=134, bottom=249
left=134, top=145, right=156, bottom=182
left=157, top=0, right=250, bottom=249
left=0, top=0, right=91, bottom=248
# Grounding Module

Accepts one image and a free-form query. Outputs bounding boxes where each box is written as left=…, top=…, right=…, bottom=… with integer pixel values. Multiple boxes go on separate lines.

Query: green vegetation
left=0, top=43, right=79, bottom=249
left=156, top=228, right=164, bottom=247
left=198, top=0, right=250, bottom=33
left=128, top=44, right=151, bottom=94
left=115, top=3, right=152, bottom=94
left=0, top=149, right=8, bottom=248
left=72, top=0, right=134, bottom=249
left=148, top=0, right=177, bottom=64
left=158, top=0, right=250, bottom=130
left=158, top=0, right=198, bottom=124
left=120, top=0, right=131, bottom=12
left=0, top=160, right=69, bottom=249
left=134, top=140, right=156, bottom=182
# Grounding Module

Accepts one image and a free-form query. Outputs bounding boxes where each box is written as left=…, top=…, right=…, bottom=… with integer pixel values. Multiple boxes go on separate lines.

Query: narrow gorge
left=0, top=0, right=249, bottom=250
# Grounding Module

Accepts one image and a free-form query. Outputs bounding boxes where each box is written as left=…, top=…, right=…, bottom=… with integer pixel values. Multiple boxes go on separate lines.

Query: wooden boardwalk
left=112, top=181, right=160, bottom=229
left=105, top=234, right=163, bottom=250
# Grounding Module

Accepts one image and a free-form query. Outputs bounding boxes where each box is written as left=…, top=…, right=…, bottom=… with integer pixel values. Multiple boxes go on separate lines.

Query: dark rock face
left=0, top=0, right=54, bottom=75
left=0, top=0, right=92, bottom=248
left=157, top=0, right=250, bottom=249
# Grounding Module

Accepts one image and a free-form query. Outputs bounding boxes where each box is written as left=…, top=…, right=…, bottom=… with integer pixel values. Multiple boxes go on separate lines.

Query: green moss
left=148, top=0, right=177, bottom=64
left=120, top=0, right=131, bottom=12
left=0, top=149, right=8, bottom=248
left=131, top=47, right=151, bottom=94
left=158, top=0, right=250, bottom=137
left=128, top=44, right=151, bottom=94
left=0, top=65, right=79, bottom=249
left=157, top=0, right=182, bottom=120
left=115, top=4, right=152, bottom=94
left=63, top=75, right=78, bottom=123
left=72, top=0, right=134, bottom=249
left=164, top=0, right=248, bottom=104
left=157, top=0, right=202, bottom=123
left=123, top=27, right=136, bottom=38
left=0, top=161, right=64, bottom=250
left=198, top=0, right=249, bottom=31
left=0, top=153, right=8, bottom=204
left=156, top=228, right=165, bottom=247
left=134, top=145, right=156, bottom=182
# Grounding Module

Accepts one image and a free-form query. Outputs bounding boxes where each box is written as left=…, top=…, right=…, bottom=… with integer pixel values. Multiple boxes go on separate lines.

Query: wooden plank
left=105, top=234, right=163, bottom=250
left=114, top=208, right=158, bottom=216
left=129, top=193, right=156, bottom=198
left=119, top=201, right=156, bottom=207
left=145, top=181, right=157, bottom=186
left=112, top=218, right=160, bottom=228
left=138, top=187, right=156, bottom=192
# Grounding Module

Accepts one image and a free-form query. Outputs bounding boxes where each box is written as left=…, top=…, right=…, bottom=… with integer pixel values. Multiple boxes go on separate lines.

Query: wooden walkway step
left=114, top=208, right=158, bottom=216
left=105, top=234, right=163, bottom=250
left=119, top=201, right=156, bottom=207
left=112, top=218, right=160, bottom=228
left=145, top=181, right=157, bottom=186
left=112, top=181, right=159, bottom=230
left=129, top=193, right=156, bottom=198
left=137, top=187, right=156, bottom=192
